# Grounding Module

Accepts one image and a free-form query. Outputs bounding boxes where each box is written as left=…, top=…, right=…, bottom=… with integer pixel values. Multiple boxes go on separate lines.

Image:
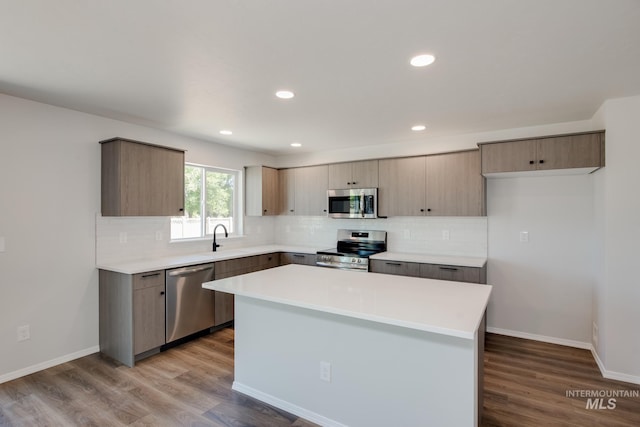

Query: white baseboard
left=0, top=345, right=100, bottom=385
left=232, top=381, right=347, bottom=427
left=487, top=327, right=640, bottom=385
left=486, top=327, right=591, bottom=349
left=590, top=348, right=640, bottom=385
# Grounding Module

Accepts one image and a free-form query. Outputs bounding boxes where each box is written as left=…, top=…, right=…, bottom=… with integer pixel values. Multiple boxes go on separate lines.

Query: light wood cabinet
left=425, top=150, right=485, bottom=216
left=99, top=269, right=165, bottom=367
left=245, top=166, right=279, bottom=216
left=278, top=166, right=328, bottom=216
left=278, top=168, right=296, bottom=215
left=378, top=156, right=426, bottom=217
left=280, top=252, right=317, bottom=266
left=479, top=131, right=604, bottom=175
left=100, top=138, right=184, bottom=216
left=213, top=253, right=281, bottom=325
left=328, top=160, right=379, bottom=189
left=294, top=165, right=329, bottom=216
left=379, top=150, right=484, bottom=217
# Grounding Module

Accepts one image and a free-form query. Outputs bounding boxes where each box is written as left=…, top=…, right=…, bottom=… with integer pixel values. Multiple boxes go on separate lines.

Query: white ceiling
left=2, top=0, right=640, bottom=155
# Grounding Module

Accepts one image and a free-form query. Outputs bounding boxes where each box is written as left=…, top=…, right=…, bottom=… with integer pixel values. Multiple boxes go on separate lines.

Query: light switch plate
left=520, top=231, right=529, bottom=242
left=119, top=232, right=127, bottom=244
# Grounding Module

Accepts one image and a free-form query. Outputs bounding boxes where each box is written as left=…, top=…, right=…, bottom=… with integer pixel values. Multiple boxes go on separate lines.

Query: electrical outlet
left=17, top=325, right=30, bottom=342
left=520, top=231, right=529, bottom=243
left=119, top=232, right=127, bottom=244
left=403, top=229, right=410, bottom=239
left=320, top=361, right=331, bottom=382
left=155, top=231, right=163, bottom=241
left=442, top=230, right=450, bottom=241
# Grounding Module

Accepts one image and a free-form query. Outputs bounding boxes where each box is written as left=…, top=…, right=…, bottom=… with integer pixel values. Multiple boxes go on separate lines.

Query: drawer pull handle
left=386, top=262, right=402, bottom=266
left=293, top=254, right=305, bottom=258
left=439, top=267, right=459, bottom=271
left=141, top=272, right=161, bottom=278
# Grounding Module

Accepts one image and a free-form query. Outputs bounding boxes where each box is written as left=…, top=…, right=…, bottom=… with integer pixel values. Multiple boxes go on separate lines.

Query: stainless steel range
left=317, top=229, right=387, bottom=271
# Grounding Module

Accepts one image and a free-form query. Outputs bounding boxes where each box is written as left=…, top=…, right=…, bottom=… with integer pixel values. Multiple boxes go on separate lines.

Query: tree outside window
left=172, top=164, right=239, bottom=239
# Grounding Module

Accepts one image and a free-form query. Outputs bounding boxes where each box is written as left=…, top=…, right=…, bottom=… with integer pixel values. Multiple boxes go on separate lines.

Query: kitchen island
left=203, top=264, right=491, bottom=427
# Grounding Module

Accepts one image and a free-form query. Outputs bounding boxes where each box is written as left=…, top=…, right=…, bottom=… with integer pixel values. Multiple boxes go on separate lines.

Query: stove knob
left=351, top=258, right=356, bottom=263
left=357, top=259, right=362, bottom=263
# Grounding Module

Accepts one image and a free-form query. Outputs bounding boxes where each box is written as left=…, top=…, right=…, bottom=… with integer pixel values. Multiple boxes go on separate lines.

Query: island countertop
left=203, top=264, right=492, bottom=339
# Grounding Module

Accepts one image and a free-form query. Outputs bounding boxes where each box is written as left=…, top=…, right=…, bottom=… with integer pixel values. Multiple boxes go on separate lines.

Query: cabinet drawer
left=132, top=270, right=164, bottom=290
left=257, top=253, right=280, bottom=269
left=281, top=253, right=317, bottom=266
left=419, top=264, right=484, bottom=284
left=369, top=260, right=420, bottom=277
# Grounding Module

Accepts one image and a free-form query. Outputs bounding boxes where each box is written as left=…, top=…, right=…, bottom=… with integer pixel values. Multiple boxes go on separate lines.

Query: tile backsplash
left=97, top=214, right=486, bottom=265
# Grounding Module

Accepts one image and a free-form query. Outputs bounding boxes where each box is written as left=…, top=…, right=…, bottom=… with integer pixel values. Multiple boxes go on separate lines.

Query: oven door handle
left=360, top=192, right=365, bottom=218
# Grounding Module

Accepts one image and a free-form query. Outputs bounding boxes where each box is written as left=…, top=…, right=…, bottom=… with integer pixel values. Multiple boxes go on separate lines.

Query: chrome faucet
left=212, top=224, right=228, bottom=252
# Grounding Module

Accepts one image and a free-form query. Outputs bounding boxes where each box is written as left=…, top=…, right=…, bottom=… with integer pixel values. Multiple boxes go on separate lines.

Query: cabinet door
left=378, top=157, right=426, bottom=217
left=535, top=133, right=602, bottom=170
left=214, top=292, right=234, bottom=326
left=426, top=150, right=485, bottom=216
left=295, top=165, right=328, bottom=215
left=328, top=163, right=353, bottom=189
left=369, top=260, right=420, bottom=277
left=262, top=167, right=279, bottom=215
left=102, top=139, right=185, bottom=216
left=351, top=160, right=379, bottom=188
left=132, top=272, right=166, bottom=355
left=419, top=264, right=481, bottom=283
left=278, top=169, right=296, bottom=215
left=246, top=166, right=278, bottom=216
left=480, top=139, right=536, bottom=174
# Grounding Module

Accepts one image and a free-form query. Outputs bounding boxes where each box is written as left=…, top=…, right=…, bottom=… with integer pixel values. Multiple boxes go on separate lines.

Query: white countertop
left=370, top=251, right=487, bottom=268
left=203, top=264, right=491, bottom=340
left=96, top=245, right=319, bottom=274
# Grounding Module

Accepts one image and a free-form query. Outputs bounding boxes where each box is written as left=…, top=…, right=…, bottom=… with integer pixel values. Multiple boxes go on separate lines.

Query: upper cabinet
left=294, top=165, right=328, bottom=216
left=328, top=160, right=379, bottom=189
left=378, top=150, right=485, bottom=217
left=479, top=131, right=605, bottom=176
left=378, top=156, right=427, bottom=217
left=101, top=138, right=185, bottom=216
left=425, top=150, right=485, bottom=216
left=278, top=168, right=296, bottom=215
left=245, top=166, right=279, bottom=216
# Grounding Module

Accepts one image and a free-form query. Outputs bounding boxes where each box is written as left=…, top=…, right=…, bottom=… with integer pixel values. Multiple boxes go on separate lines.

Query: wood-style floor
left=0, top=329, right=638, bottom=426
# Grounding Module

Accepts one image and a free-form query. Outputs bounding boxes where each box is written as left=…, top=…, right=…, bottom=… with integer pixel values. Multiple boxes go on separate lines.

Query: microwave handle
left=361, top=193, right=365, bottom=217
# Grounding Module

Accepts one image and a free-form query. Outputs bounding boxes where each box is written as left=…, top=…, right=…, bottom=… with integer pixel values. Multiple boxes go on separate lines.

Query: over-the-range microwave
left=327, top=188, right=377, bottom=219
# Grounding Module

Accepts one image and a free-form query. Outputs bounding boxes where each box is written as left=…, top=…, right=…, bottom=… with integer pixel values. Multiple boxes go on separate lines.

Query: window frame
left=171, top=163, right=242, bottom=241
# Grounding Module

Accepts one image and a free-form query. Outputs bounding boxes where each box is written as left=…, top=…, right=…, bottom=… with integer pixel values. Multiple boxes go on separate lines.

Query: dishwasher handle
left=167, top=265, right=214, bottom=277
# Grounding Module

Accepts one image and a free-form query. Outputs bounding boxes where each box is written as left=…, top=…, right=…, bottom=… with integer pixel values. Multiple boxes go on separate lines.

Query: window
left=171, top=164, right=241, bottom=240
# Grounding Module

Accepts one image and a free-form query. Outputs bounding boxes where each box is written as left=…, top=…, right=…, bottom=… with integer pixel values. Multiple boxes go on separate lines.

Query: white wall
left=592, top=95, right=640, bottom=381
left=0, top=94, right=273, bottom=382
left=486, top=175, right=595, bottom=346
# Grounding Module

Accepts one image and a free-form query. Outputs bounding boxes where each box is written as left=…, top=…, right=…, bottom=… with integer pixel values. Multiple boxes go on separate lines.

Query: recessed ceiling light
left=290, top=142, right=302, bottom=147
left=276, top=90, right=295, bottom=99
left=411, top=125, right=427, bottom=131
left=410, top=54, right=435, bottom=67
left=219, top=130, right=233, bottom=135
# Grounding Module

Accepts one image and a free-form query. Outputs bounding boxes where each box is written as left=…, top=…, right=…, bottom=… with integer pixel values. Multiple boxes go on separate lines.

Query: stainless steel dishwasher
left=165, top=263, right=215, bottom=343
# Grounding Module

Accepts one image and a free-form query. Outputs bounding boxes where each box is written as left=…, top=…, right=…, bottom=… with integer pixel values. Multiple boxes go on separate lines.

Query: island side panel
left=233, top=296, right=478, bottom=427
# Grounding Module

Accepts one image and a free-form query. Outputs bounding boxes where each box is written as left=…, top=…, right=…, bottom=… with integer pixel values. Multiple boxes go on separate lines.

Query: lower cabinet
left=369, top=260, right=420, bottom=277
left=213, top=253, right=281, bottom=325
left=369, top=259, right=486, bottom=284
left=99, top=269, right=166, bottom=367
left=280, top=252, right=317, bottom=266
